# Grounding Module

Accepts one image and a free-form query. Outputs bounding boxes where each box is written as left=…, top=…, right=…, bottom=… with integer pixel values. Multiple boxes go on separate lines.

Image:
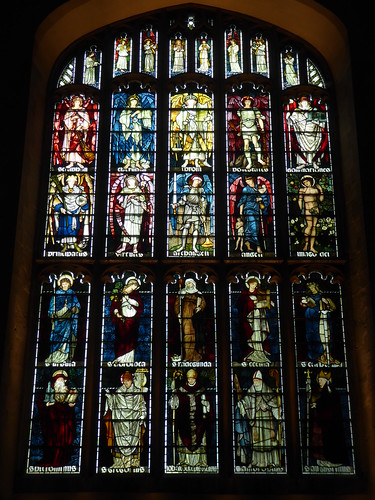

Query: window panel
left=114, top=34, right=132, bottom=76
left=307, top=59, right=325, bottom=88
left=168, top=90, right=215, bottom=257
left=281, top=47, right=299, bottom=88
left=170, top=34, right=187, bottom=76
left=57, top=58, right=76, bottom=87
left=287, top=172, right=337, bottom=257
left=97, top=271, right=153, bottom=473
left=225, top=27, right=243, bottom=77
left=229, top=272, right=286, bottom=473
left=140, top=27, right=158, bottom=76
left=226, top=88, right=275, bottom=257
left=27, top=272, right=90, bottom=473
left=250, top=34, right=269, bottom=77
left=292, top=272, right=355, bottom=474
left=195, top=33, right=213, bottom=76
left=165, top=272, right=218, bottom=473
left=83, top=47, right=102, bottom=88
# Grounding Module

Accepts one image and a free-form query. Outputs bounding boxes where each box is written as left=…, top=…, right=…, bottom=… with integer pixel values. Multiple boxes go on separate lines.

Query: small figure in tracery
left=171, top=36, right=185, bottom=75
left=196, top=34, right=212, bottom=76
left=141, top=27, right=157, bottom=75
left=226, top=28, right=242, bottom=75
left=114, top=35, right=131, bottom=74
left=251, top=35, right=268, bottom=76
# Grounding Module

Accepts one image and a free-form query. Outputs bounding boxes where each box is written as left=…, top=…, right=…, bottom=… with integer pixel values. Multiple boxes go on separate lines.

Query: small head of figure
left=122, top=277, right=141, bottom=294
left=52, top=370, right=69, bottom=393
left=241, top=96, right=253, bottom=108
left=186, top=369, right=198, bottom=386
left=245, top=276, right=260, bottom=293
left=252, top=370, right=263, bottom=391
left=57, top=272, right=74, bottom=291
left=306, top=281, right=320, bottom=295
left=317, top=370, right=331, bottom=390
left=121, top=371, right=134, bottom=389
left=301, top=175, right=315, bottom=188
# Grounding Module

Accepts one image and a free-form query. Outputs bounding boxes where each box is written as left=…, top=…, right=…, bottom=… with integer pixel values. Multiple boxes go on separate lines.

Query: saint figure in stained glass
left=282, top=50, right=299, bottom=87
left=234, top=275, right=276, bottom=364
left=288, top=172, right=336, bottom=257
left=284, top=96, right=329, bottom=171
left=229, top=174, right=273, bottom=257
left=297, top=280, right=341, bottom=366
left=141, top=27, right=157, bottom=75
left=111, top=92, right=155, bottom=170
left=170, top=92, right=213, bottom=170
left=196, top=34, right=212, bottom=76
left=234, top=369, right=283, bottom=469
left=114, top=35, right=131, bottom=75
left=103, top=369, right=148, bottom=470
left=28, top=366, right=84, bottom=472
left=227, top=94, right=269, bottom=170
left=226, top=28, right=242, bottom=75
left=305, top=369, right=349, bottom=470
left=45, top=172, right=94, bottom=256
left=83, top=48, right=100, bottom=87
left=53, top=95, right=97, bottom=170
left=108, top=173, right=153, bottom=257
left=102, top=272, right=152, bottom=366
left=168, top=173, right=213, bottom=256
left=44, top=272, right=81, bottom=365
left=171, top=35, right=186, bottom=75
left=251, top=35, right=268, bottom=76
left=168, top=368, right=215, bottom=470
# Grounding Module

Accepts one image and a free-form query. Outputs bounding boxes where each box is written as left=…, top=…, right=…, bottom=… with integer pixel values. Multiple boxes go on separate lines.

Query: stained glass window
left=27, top=6, right=356, bottom=483
left=27, top=272, right=90, bottom=473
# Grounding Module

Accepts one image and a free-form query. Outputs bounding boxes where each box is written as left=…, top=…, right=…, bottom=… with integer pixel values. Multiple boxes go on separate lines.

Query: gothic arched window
left=24, top=6, right=355, bottom=486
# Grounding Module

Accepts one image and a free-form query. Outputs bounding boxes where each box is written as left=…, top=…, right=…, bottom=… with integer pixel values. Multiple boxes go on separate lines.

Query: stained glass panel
left=97, top=271, right=153, bottom=473
left=167, top=90, right=215, bottom=257
left=250, top=34, right=269, bottom=77
left=57, top=58, right=76, bottom=87
left=83, top=47, right=102, bottom=87
left=170, top=34, right=187, bottom=76
left=195, top=33, right=213, bottom=76
left=107, top=90, right=156, bottom=257
left=140, top=27, right=158, bottom=76
left=292, top=272, right=355, bottom=474
left=226, top=88, right=275, bottom=257
left=307, top=59, right=325, bottom=88
left=165, top=272, right=218, bottom=473
left=281, top=47, right=299, bottom=88
left=114, top=34, right=132, bottom=76
left=225, top=27, right=243, bottom=77
left=230, top=272, right=286, bottom=473
left=27, top=272, right=90, bottom=473
left=43, top=95, right=98, bottom=257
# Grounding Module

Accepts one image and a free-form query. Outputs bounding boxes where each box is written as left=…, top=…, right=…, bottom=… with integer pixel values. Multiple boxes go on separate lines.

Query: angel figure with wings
left=169, top=173, right=213, bottom=254
left=229, top=174, right=273, bottom=256
left=170, top=93, right=213, bottom=170
left=109, top=173, right=153, bottom=256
